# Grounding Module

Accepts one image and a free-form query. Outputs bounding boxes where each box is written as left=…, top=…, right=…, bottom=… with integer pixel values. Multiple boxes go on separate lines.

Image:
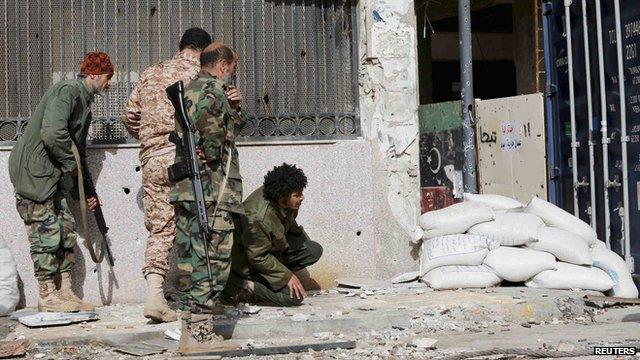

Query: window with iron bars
left=0, top=0, right=359, bottom=145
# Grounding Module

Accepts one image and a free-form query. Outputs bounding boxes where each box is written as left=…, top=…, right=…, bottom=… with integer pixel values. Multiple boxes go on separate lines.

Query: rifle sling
left=70, top=142, right=106, bottom=264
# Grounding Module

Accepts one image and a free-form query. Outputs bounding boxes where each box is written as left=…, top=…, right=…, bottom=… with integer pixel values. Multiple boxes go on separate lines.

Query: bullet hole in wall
left=300, top=50, right=306, bottom=59
left=263, top=93, right=270, bottom=105
left=135, top=166, right=141, bottom=172
left=150, top=6, right=157, bottom=17
left=356, top=231, right=362, bottom=236
left=123, top=187, right=131, bottom=195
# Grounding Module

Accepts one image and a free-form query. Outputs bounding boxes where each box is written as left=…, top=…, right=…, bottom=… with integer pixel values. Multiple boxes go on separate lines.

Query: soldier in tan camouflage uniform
left=169, top=42, right=246, bottom=353
left=122, top=28, right=211, bottom=323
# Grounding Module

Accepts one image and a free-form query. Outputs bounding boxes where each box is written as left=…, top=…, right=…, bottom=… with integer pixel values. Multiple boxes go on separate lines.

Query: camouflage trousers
left=141, top=152, right=176, bottom=278
left=174, top=201, right=236, bottom=312
left=15, top=190, right=77, bottom=281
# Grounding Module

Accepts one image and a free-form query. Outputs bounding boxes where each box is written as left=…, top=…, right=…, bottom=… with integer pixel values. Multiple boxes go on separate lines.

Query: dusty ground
left=2, top=283, right=639, bottom=359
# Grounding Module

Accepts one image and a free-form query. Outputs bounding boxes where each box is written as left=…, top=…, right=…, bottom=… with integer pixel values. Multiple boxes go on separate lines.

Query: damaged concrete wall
left=0, top=142, right=377, bottom=306
left=358, top=0, right=421, bottom=278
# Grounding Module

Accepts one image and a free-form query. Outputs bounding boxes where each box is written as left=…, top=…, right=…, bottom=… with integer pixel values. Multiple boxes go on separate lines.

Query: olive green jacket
left=9, top=79, right=94, bottom=202
left=231, top=186, right=309, bottom=290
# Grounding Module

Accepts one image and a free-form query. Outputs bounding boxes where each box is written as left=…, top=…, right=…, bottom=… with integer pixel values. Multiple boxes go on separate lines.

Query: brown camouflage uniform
left=122, top=51, right=200, bottom=278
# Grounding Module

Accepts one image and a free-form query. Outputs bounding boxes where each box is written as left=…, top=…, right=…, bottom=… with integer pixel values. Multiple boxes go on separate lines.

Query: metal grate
left=0, top=0, right=359, bottom=145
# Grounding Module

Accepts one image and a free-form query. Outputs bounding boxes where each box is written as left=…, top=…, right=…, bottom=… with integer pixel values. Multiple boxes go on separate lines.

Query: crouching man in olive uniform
left=222, top=163, right=323, bottom=307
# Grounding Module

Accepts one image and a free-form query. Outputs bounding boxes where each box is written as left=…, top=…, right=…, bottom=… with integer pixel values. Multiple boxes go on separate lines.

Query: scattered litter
left=292, top=314, right=309, bottom=322
left=359, top=294, right=367, bottom=299
left=313, top=332, right=333, bottom=340
left=411, top=337, right=438, bottom=349
left=110, top=341, right=167, bottom=356
left=164, top=328, right=181, bottom=341
left=364, top=290, right=375, bottom=295
left=34, top=353, right=46, bottom=359
left=335, top=278, right=390, bottom=290
left=557, top=341, right=576, bottom=352
left=241, top=305, right=263, bottom=315
left=391, top=271, right=420, bottom=284
left=18, top=312, right=98, bottom=327
left=344, top=292, right=356, bottom=297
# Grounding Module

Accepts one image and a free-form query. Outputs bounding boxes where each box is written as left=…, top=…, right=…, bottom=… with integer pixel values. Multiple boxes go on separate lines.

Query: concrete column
left=357, top=0, right=421, bottom=278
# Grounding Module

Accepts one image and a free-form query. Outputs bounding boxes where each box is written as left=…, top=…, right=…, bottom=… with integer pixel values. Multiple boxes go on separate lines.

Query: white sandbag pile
left=526, top=227, right=592, bottom=265
left=463, top=193, right=524, bottom=212
left=468, top=213, right=543, bottom=246
left=0, top=236, right=19, bottom=315
left=419, top=201, right=494, bottom=238
left=423, top=265, right=501, bottom=290
left=525, top=197, right=598, bottom=245
left=417, top=194, right=638, bottom=298
left=483, top=247, right=556, bottom=282
left=420, top=234, right=499, bottom=276
left=591, top=245, right=639, bottom=298
left=526, top=263, right=614, bottom=292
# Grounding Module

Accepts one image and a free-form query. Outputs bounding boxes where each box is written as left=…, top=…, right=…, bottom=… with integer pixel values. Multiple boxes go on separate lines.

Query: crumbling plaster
left=358, top=0, right=422, bottom=276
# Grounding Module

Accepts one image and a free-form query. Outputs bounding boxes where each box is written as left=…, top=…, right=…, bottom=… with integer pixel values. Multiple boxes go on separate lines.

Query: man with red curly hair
left=8, top=52, right=113, bottom=312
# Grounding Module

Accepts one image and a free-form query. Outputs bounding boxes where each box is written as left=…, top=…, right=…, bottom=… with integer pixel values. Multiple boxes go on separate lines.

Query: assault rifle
left=83, top=171, right=115, bottom=267
left=166, top=80, right=214, bottom=284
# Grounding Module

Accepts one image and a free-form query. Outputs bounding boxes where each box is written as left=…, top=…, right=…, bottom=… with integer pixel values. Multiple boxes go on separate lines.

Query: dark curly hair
left=263, top=163, right=307, bottom=202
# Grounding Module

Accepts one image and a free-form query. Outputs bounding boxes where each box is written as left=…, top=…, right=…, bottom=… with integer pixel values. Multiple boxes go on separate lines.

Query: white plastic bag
left=420, top=234, right=500, bottom=276
left=524, top=197, right=597, bottom=244
left=463, top=193, right=524, bottom=212
left=422, top=265, right=502, bottom=290
left=525, top=263, right=614, bottom=292
left=526, top=227, right=592, bottom=265
left=467, top=213, right=543, bottom=246
left=591, top=247, right=639, bottom=298
left=420, top=201, right=495, bottom=238
left=483, top=247, right=557, bottom=282
left=0, top=238, right=19, bottom=315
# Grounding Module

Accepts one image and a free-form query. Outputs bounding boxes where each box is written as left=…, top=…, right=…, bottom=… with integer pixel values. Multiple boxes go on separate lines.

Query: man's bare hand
left=287, top=274, right=306, bottom=300
left=225, top=86, right=242, bottom=110
left=195, top=146, right=206, bottom=161
left=86, top=196, right=100, bottom=212
left=68, top=167, right=78, bottom=178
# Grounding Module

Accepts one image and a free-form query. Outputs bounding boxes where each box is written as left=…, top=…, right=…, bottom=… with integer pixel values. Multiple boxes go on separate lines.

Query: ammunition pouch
left=168, top=162, right=190, bottom=183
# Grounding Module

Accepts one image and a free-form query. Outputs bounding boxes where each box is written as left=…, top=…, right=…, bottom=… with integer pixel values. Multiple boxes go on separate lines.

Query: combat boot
left=143, top=273, right=177, bottom=323
left=37, top=278, right=79, bottom=313
left=58, top=272, right=95, bottom=312
left=178, top=311, right=241, bottom=354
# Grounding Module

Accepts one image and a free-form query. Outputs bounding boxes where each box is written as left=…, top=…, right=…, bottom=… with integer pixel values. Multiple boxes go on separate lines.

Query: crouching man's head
left=263, top=163, right=307, bottom=210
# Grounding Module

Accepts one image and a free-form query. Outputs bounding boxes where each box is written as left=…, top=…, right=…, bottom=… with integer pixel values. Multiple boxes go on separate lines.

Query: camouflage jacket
left=169, top=70, right=247, bottom=214
left=231, top=186, right=310, bottom=290
left=122, top=51, right=200, bottom=164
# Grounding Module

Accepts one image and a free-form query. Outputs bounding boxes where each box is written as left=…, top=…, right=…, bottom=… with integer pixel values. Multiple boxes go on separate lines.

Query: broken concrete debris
left=0, top=339, right=28, bottom=358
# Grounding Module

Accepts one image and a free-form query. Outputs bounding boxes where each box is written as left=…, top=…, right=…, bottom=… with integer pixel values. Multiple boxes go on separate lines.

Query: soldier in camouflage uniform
left=122, top=28, right=211, bottom=323
left=221, top=164, right=323, bottom=307
left=8, top=52, right=114, bottom=312
left=170, top=42, right=246, bottom=353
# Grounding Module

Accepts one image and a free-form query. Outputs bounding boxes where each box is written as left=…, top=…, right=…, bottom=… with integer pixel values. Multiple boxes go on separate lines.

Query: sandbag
left=420, top=234, right=500, bottom=276
left=422, top=265, right=502, bottom=290
left=525, top=263, right=614, bottom=292
left=467, top=213, right=543, bottom=246
left=591, top=247, right=639, bottom=298
left=483, top=247, right=557, bottom=282
left=463, top=193, right=524, bottom=212
left=0, top=237, right=19, bottom=316
left=526, top=227, right=592, bottom=265
left=420, top=201, right=494, bottom=238
left=524, top=197, right=597, bottom=244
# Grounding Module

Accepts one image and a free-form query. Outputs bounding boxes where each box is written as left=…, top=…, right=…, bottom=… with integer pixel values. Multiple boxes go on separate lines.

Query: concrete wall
left=1, top=0, right=421, bottom=307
